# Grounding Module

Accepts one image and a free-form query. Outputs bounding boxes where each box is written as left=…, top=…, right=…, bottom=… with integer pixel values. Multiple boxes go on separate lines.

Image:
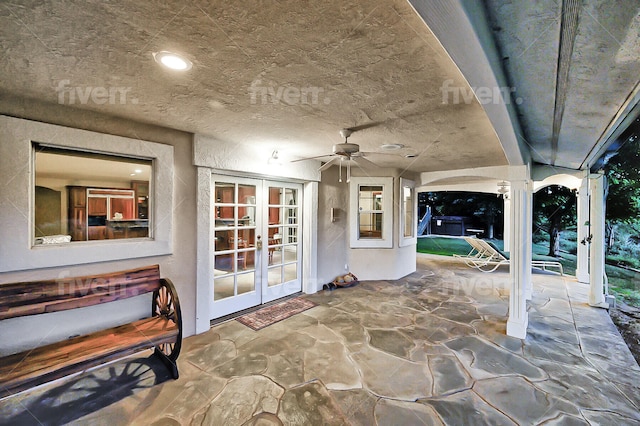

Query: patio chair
left=453, top=237, right=502, bottom=268
left=456, top=237, right=563, bottom=275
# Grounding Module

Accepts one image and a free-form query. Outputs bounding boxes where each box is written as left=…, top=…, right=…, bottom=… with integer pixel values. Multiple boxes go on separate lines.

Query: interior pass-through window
left=33, top=144, right=152, bottom=245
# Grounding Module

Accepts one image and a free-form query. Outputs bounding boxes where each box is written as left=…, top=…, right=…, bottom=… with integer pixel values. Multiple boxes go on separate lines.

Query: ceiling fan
left=291, top=128, right=403, bottom=183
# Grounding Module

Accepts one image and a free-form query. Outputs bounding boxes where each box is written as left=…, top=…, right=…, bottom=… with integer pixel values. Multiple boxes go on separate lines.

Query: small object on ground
left=323, top=273, right=359, bottom=291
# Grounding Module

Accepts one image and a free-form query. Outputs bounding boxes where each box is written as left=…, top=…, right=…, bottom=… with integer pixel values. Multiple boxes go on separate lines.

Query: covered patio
left=1, top=1, right=640, bottom=421
left=2, top=254, right=638, bottom=425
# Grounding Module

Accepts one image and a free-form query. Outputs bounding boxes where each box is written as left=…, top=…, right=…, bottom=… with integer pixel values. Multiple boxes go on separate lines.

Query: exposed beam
left=550, top=0, right=582, bottom=165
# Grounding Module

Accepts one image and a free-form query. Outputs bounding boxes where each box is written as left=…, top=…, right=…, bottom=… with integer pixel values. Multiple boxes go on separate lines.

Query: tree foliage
left=533, top=185, right=576, bottom=256
left=605, top=136, right=640, bottom=223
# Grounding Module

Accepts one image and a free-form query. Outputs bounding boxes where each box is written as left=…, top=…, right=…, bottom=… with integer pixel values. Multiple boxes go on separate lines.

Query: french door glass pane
left=214, top=275, right=234, bottom=300
left=237, top=271, right=255, bottom=295
left=268, top=207, right=282, bottom=225
left=282, top=245, right=297, bottom=262
left=267, top=266, right=282, bottom=287
left=213, top=181, right=257, bottom=301
left=284, top=264, right=297, bottom=283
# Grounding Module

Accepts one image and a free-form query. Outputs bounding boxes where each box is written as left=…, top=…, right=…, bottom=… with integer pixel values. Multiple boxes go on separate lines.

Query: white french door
left=210, top=175, right=302, bottom=319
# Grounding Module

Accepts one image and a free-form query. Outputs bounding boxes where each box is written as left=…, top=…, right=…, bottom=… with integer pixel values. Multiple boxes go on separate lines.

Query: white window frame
left=399, top=178, right=417, bottom=247
left=349, top=176, right=393, bottom=248
left=0, top=115, right=174, bottom=272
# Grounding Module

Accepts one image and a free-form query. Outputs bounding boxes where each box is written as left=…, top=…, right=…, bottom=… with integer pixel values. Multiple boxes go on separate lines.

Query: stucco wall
left=348, top=169, right=418, bottom=280
left=317, top=166, right=350, bottom=285
left=0, top=99, right=197, bottom=354
left=318, top=166, right=418, bottom=283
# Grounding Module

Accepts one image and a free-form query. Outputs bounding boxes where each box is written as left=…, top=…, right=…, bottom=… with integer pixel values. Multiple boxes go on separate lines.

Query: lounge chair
left=454, top=237, right=563, bottom=275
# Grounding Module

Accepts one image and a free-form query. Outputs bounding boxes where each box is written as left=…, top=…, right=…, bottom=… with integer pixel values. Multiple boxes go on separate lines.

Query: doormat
left=236, top=297, right=316, bottom=331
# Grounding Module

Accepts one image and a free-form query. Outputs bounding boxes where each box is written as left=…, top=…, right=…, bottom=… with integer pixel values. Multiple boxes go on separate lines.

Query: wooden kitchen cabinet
left=88, top=226, right=106, bottom=240
left=67, top=186, right=87, bottom=241
left=131, top=181, right=149, bottom=219
left=69, top=186, right=138, bottom=241
left=88, top=197, right=107, bottom=216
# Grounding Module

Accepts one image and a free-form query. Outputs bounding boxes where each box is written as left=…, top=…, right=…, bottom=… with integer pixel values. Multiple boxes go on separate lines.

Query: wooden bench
left=0, top=265, right=182, bottom=398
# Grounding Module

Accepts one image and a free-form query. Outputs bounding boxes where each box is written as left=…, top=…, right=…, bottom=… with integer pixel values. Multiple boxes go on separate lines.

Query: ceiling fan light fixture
left=497, top=181, right=510, bottom=196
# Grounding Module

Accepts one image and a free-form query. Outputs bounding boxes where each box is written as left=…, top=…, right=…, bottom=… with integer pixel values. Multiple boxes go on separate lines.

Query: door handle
left=256, top=235, right=263, bottom=250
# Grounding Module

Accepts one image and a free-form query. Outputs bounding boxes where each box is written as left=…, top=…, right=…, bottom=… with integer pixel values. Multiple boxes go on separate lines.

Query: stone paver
left=1, top=253, right=639, bottom=425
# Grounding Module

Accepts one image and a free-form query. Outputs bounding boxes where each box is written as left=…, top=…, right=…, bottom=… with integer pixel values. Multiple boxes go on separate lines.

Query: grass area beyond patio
left=418, top=235, right=640, bottom=306
left=416, top=235, right=477, bottom=257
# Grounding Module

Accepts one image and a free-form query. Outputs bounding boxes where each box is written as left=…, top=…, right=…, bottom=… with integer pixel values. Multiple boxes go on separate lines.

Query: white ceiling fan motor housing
left=333, top=143, right=360, bottom=156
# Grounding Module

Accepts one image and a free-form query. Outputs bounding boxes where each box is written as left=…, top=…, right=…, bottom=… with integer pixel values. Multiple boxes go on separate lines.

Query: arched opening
left=532, top=184, right=577, bottom=262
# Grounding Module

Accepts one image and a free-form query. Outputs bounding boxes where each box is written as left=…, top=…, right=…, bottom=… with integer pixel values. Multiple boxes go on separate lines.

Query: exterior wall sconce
left=268, top=150, right=282, bottom=165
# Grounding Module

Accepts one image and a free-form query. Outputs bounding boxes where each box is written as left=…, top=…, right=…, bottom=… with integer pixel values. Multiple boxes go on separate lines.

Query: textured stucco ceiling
left=0, top=0, right=507, bottom=173
left=2, top=1, right=638, bottom=174
left=484, top=0, right=640, bottom=169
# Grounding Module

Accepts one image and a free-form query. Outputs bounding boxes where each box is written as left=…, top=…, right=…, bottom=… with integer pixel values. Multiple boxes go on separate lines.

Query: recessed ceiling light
left=380, top=143, right=404, bottom=151
left=153, top=51, right=192, bottom=71
left=130, top=173, right=136, bottom=176
left=134, top=169, right=142, bottom=173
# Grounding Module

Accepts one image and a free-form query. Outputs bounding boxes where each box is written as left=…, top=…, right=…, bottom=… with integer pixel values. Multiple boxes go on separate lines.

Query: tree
left=605, top=137, right=640, bottom=223
left=602, top=128, right=640, bottom=250
left=533, top=185, right=576, bottom=257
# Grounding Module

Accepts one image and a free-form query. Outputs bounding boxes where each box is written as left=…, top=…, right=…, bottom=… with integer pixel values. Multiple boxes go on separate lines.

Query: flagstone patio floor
left=2, top=254, right=639, bottom=425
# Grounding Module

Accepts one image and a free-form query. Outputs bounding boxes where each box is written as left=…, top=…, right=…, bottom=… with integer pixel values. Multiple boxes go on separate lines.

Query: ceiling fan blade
left=359, top=151, right=400, bottom=157
left=290, top=153, right=334, bottom=163
left=352, top=156, right=380, bottom=169
left=318, top=157, right=340, bottom=172
left=347, top=122, right=385, bottom=132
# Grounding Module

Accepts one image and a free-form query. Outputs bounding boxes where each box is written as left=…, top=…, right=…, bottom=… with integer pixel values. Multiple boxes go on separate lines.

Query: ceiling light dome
left=380, top=143, right=404, bottom=151
left=153, top=51, right=192, bottom=71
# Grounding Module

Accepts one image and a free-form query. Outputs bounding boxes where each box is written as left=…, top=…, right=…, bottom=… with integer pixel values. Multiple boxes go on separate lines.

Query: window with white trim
left=349, top=177, right=393, bottom=248
left=0, top=115, right=174, bottom=272
left=399, top=178, right=417, bottom=247
left=33, top=145, right=153, bottom=244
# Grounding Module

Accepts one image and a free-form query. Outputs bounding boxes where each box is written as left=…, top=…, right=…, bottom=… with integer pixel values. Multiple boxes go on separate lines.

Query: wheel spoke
left=160, top=287, right=167, bottom=306
left=153, top=282, right=181, bottom=362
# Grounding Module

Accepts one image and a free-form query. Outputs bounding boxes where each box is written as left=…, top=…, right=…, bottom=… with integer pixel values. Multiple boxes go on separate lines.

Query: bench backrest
left=0, top=265, right=161, bottom=320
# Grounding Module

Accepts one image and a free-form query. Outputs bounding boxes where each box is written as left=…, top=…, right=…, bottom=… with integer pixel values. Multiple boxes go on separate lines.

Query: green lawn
left=416, top=236, right=477, bottom=256
left=418, top=235, right=640, bottom=306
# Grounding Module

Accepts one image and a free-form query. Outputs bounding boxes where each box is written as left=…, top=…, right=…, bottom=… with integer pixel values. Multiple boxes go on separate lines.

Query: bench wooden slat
left=0, top=316, right=178, bottom=395
left=0, top=266, right=160, bottom=320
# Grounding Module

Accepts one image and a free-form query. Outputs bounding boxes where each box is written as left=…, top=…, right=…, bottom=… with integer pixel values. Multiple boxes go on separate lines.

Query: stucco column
left=195, top=167, right=213, bottom=334
left=576, top=177, right=590, bottom=284
left=588, top=174, right=608, bottom=307
left=303, top=181, right=319, bottom=294
left=507, top=179, right=532, bottom=338
left=503, top=195, right=511, bottom=251
left=524, top=186, right=533, bottom=300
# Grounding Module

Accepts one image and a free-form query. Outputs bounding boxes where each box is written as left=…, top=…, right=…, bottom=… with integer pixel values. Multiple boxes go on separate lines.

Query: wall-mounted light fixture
left=268, top=150, right=282, bottom=165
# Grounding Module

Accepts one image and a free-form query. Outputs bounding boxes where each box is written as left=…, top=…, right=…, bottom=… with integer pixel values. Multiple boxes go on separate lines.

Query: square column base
left=507, top=313, right=529, bottom=339
left=576, top=271, right=589, bottom=284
